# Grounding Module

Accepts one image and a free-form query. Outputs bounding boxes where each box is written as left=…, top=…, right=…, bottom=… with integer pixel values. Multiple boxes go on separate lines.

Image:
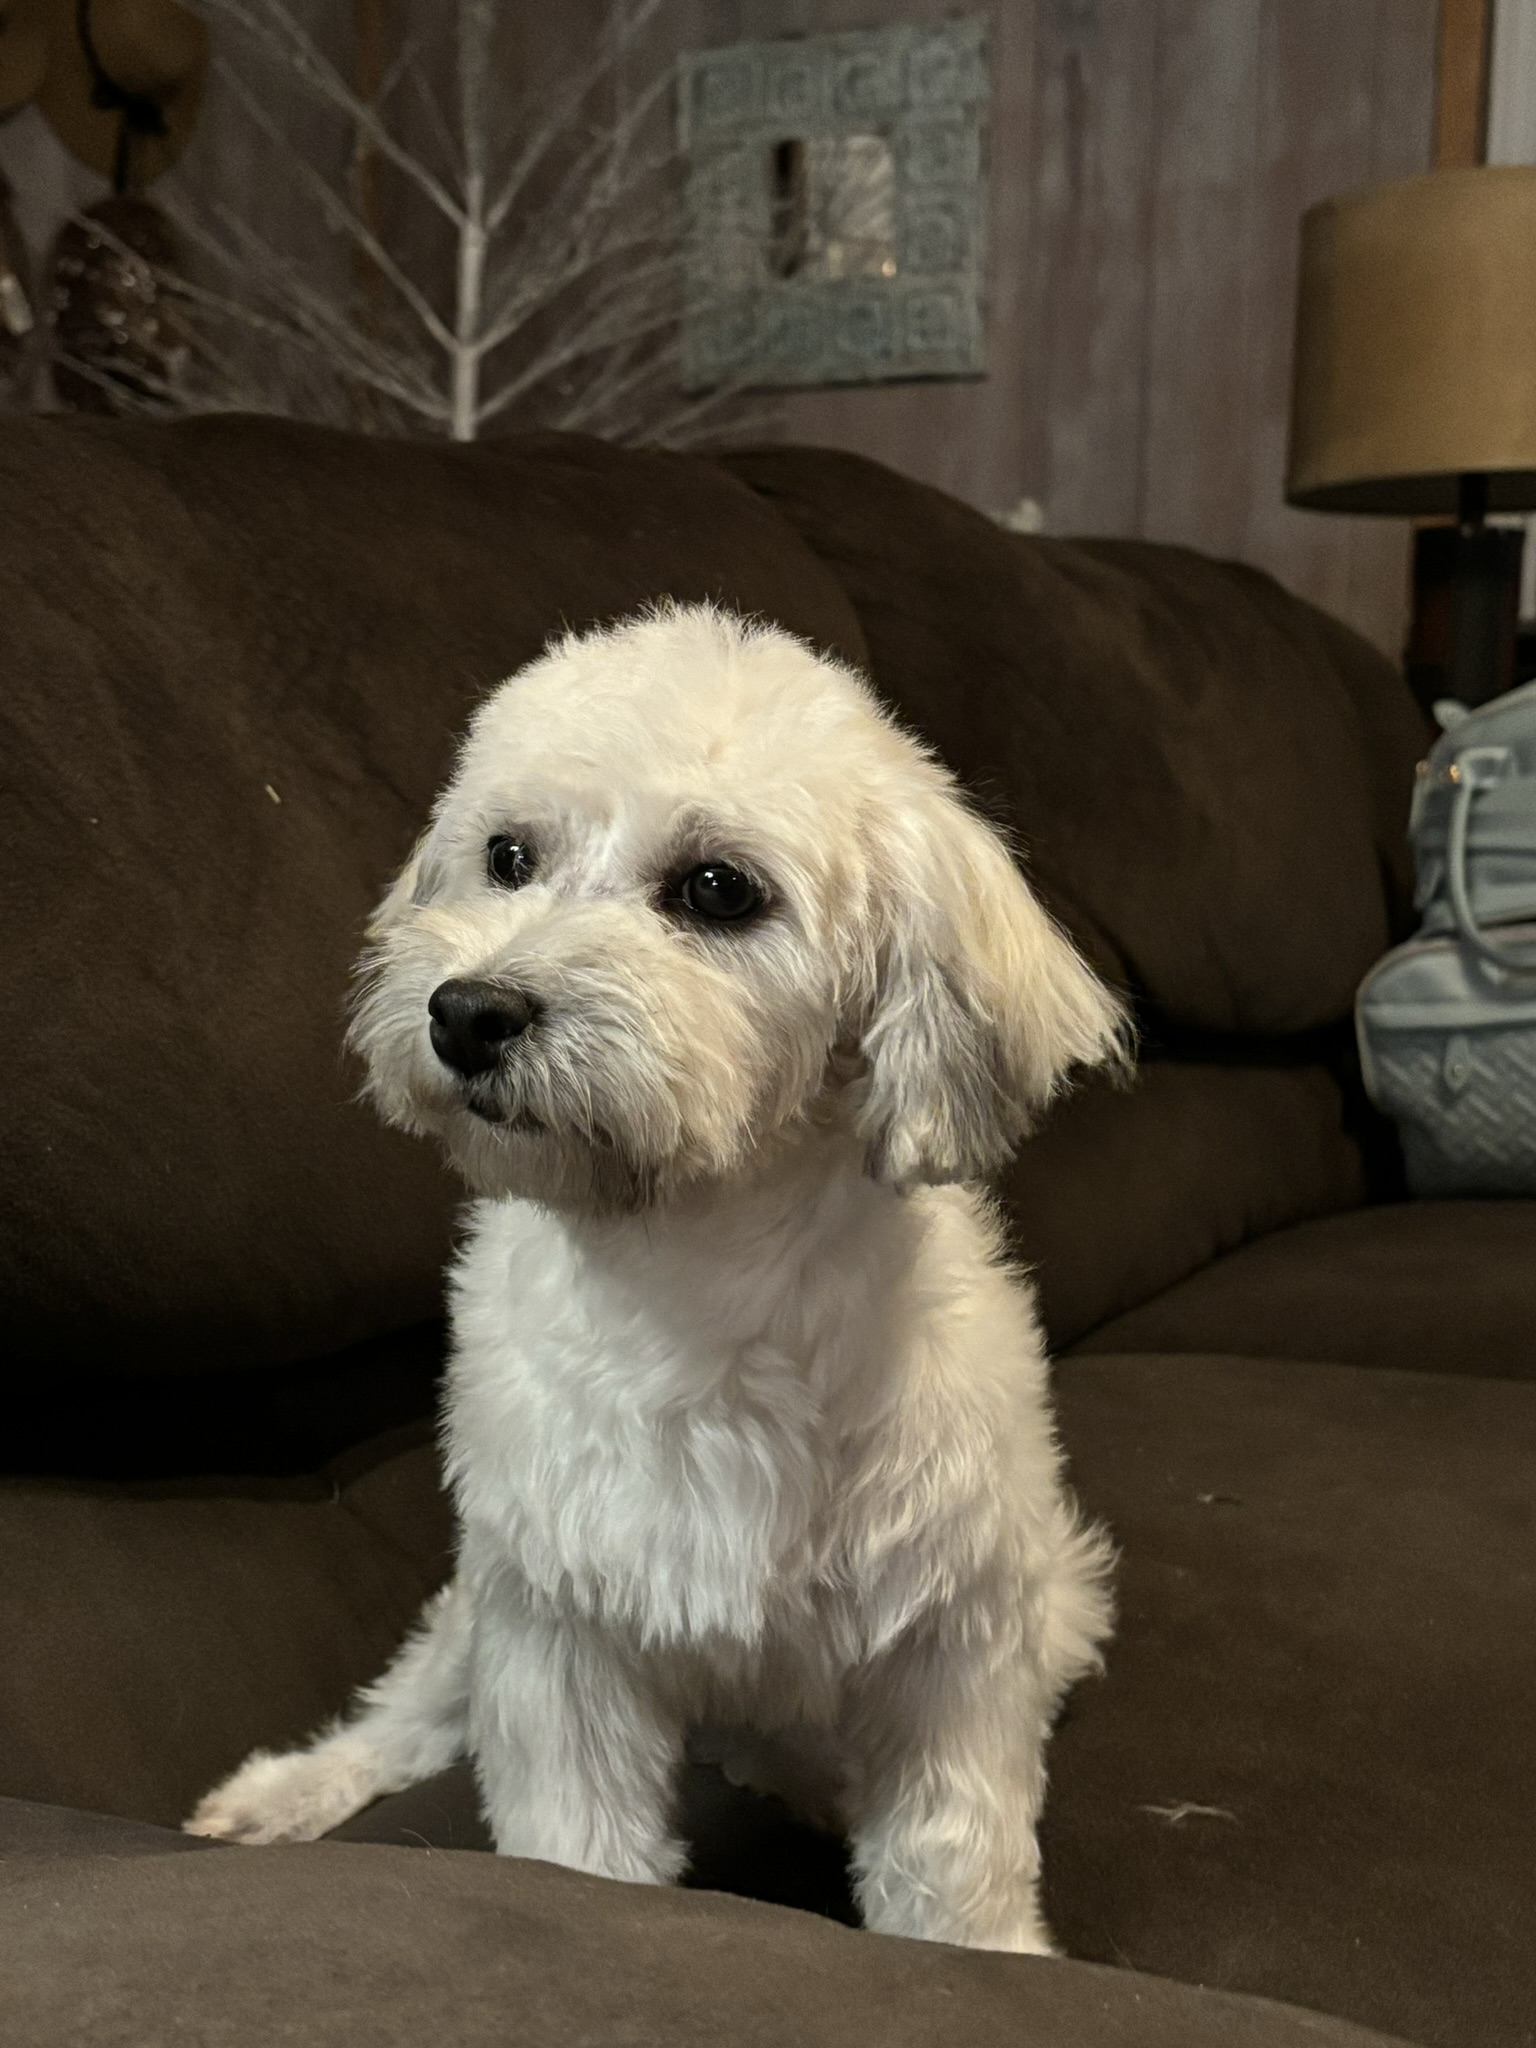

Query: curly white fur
left=187, top=604, right=1125, bottom=1953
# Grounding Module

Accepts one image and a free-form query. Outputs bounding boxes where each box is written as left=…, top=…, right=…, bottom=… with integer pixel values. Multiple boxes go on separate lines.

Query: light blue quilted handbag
left=1356, top=679, right=1536, bottom=1194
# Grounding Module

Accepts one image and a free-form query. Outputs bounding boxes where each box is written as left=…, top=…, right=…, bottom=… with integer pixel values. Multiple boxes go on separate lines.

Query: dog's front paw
left=184, top=1737, right=383, bottom=1845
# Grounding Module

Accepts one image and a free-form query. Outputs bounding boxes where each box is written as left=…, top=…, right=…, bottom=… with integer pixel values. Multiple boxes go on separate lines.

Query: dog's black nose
left=427, top=978, right=537, bottom=1078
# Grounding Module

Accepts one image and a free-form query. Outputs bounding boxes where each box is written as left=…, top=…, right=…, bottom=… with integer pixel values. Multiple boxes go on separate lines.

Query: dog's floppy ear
left=855, top=784, right=1127, bottom=1187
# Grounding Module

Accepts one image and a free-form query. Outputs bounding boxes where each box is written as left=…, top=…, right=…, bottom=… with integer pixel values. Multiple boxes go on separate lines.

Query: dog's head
left=351, top=605, right=1126, bottom=1210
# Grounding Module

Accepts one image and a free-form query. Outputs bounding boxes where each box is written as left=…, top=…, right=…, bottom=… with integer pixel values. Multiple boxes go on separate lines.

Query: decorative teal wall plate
left=679, top=20, right=989, bottom=391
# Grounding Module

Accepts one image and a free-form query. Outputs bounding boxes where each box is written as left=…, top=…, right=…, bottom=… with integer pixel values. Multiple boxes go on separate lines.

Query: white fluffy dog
left=187, top=603, right=1125, bottom=1953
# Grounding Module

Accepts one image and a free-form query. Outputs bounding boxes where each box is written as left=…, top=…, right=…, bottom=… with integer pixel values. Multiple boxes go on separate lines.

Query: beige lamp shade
left=1287, top=166, right=1536, bottom=515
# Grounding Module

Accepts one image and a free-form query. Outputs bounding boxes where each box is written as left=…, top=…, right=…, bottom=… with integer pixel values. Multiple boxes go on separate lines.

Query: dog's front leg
left=843, top=1628, right=1056, bottom=1954
left=185, top=1575, right=472, bottom=1844
left=470, top=1594, right=687, bottom=1886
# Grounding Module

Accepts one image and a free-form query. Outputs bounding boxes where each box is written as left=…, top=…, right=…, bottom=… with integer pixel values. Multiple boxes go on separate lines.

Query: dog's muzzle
left=428, top=977, right=539, bottom=1079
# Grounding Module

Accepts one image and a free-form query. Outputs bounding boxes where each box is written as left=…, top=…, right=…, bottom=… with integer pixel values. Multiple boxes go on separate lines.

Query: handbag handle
left=1445, top=746, right=1536, bottom=975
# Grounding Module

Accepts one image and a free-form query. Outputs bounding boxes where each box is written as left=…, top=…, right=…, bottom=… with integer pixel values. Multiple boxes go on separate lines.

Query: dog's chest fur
left=443, top=1137, right=1033, bottom=1668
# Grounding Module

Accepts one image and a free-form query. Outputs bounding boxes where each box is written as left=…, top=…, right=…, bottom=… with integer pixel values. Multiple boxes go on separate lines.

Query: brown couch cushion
left=0, top=417, right=867, bottom=1381
left=332, top=1754, right=866, bottom=1924
left=0, top=1429, right=451, bottom=1826
left=721, top=447, right=1428, bottom=1036
left=10, top=1319, right=447, bottom=1480
left=1072, top=1201, right=1536, bottom=1377
left=0, top=1797, right=217, bottom=1860
left=1007, top=1061, right=1367, bottom=1349
left=1047, top=1352, right=1536, bottom=2048
left=288, top=1351, right=1533, bottom=2048
left=0, top=1804, right=1417, bottom=2048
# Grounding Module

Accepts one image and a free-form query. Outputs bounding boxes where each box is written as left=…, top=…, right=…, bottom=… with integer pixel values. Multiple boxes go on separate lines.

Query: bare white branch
left=191, top=0, right=467, bottom=223
left=484, top=0, right=665, bottom=232
left=209, top=57, right=459, bottom=357
left=96, top=0, right=776, bottom=450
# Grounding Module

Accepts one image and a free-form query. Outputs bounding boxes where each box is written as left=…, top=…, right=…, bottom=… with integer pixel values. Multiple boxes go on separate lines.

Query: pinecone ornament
left=49, top=191, right=186, bottom=414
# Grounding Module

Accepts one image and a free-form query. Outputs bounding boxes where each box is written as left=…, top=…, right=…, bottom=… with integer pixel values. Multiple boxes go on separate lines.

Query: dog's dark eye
left=679, top=862, right=764, bottom=923
left=486, top=836, right=536, bottom=889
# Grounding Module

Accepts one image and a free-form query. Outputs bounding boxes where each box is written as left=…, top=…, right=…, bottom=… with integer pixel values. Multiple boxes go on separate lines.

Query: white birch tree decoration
left=109, top=0, right=756, bottom=445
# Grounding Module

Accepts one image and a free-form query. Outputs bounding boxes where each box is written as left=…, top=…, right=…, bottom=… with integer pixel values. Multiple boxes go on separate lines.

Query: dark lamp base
left=1405, top=475, right=1523, bottom=714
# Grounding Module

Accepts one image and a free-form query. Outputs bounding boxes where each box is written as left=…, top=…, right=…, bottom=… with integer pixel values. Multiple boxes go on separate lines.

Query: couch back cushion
left=4, top=421, right=1421, bottom=1399
left=720, top=448, right=1428, bottom=1036
left=1005, top=1060, right=1368, bottom=1349
left=0, top=417, right=867, bottom=1379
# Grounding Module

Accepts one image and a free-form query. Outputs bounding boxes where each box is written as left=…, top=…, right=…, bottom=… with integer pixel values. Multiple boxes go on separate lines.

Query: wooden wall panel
left=1020, top=0, right=1159, bottom=537
left=703, top=0, right=1436, bottom=658
left=1239, top=0, right=1387, bottom=638
left=1348, top=0, right=1446, bottom=646
left=0, top=0, right=1439, bottom=653
left=1435, top=0, right=1492, bottom=164
left=1137, top=0, right=1264, bottom=552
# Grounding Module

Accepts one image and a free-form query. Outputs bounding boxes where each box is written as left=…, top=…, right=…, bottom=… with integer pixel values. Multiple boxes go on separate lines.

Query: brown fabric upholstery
left=0, top=1432, right=451, bottom=1826
left=1006, top=1061, right=1367, bottom=1348
left=10, top=1319, right=447, bottom=1480
left=332, top=1757, right=866, bottom=1925
left=1046, top=1352, right=1536, bottom=2048
left=720, top=446, right=1429, bottom=1035
left=0, top=1797, right=217, bottom=1860
left=292, top=1350, right=1533, bottom=2048
left=3, top=419, right=1528, bottom=2048
left=1073, top=1201, right=1536, bottom=1376
left=0, top=417, right=867, bottom=1383
left=0, top=1806, right=1417, bottom=2048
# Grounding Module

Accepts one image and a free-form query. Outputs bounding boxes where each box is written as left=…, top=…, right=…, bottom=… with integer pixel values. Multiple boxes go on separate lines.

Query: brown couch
left=2, top=415, right=1530, bottom=2048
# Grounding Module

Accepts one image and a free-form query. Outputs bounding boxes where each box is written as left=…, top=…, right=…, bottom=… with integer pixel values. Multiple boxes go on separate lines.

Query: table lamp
left=1287, top=165, right=1536, bottom=709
